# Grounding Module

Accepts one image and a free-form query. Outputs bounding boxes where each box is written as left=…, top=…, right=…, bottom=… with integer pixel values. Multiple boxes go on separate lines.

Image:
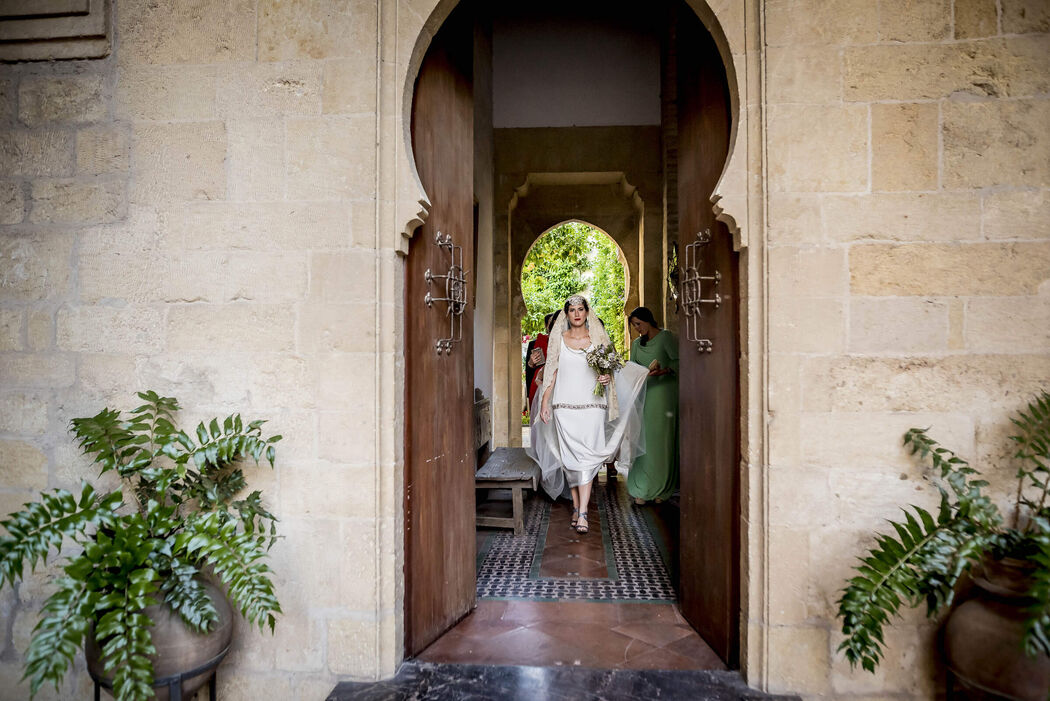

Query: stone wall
left=0, top=1, right=392, bottom=698
left=762, top=0, right=1050, bottom=696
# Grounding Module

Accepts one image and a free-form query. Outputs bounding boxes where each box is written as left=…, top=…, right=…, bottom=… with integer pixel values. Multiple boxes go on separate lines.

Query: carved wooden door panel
left=675, top=8, right=742, bottom=667
left=404, top=8, right=475, bottom=657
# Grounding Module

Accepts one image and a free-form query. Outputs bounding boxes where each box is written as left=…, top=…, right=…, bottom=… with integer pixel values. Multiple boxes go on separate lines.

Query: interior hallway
left=417, top=473, right=725, bottom=671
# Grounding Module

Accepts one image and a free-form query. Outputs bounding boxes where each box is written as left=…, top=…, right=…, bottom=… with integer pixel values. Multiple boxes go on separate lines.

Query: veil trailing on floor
left=526, top=307, right=648, bottom=499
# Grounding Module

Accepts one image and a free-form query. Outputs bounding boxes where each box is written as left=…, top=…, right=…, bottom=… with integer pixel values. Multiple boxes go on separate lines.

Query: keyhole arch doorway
left=402, top=0, right=761, bottom=680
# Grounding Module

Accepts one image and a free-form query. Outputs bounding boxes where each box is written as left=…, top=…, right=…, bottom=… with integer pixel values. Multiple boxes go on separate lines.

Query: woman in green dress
left=626, top=307, right=679, bottom=504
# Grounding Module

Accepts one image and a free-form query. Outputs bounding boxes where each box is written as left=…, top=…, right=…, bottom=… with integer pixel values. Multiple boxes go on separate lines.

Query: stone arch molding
left=391, top=0, right=751, bottom=253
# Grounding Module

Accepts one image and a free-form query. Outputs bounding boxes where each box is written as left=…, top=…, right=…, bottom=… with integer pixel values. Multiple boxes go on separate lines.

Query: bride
left=527, top=295, right=648, bottom=535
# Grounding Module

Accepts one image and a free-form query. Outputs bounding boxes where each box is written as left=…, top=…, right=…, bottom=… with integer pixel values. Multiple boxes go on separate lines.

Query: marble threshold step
left=327, top=660, right=801, bottom=700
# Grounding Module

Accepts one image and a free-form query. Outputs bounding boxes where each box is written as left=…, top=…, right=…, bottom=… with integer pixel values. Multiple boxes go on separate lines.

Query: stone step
left=327, top=661, right=801, bottom=700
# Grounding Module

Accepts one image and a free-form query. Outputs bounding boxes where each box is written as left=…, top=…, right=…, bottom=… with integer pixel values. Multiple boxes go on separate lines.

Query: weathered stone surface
left=850, top=242, right=1050, bottom=296
left=285, top=115, right=377, bottom=200
left=1002, top=0, right=1050, bottom=33
left=115, top=65, right=217, bottom=121
left=225, top=252, right=309, bottom=302
left=823, top=193, right=981, bottom=242
left=0, top=78, right=14, bottom=122
left=955, top=0, right=999, bottom=38
left=800, top=354, right=1050, bottom=412
left=769, top=247, right=848, bottom=298
left=766, top=46, right=841, bottom=104
left=258, top=0, right=378, bottom=61
left=767, top=193, right=822, bottom=245
left=850, top=297, right=950, bottom=353
left=765, top=0, right=879, bottom=46
left=117, top=0, right=256, bottom=65
left=0, top=393, right=48, bottom=435
left=0, top=232, right=73, bottom=301
left=845, top=36, right=1050, bottom=101
left=769, top=297, right=845, bottom=354
left=226, top=120, right=285, bottom=202
left=0, top=440, right=47, bottom=489
left=767, top=626, right=831, bottom=694
left=965, top=297, right=1050, bottom=353
left=130, top=122, right=226, bottom=203
left=322, top=56, right=379, bottom=114
left=299, top=303, right=376, bottom=353
left=982, top=190, right=1050, bottom=240
left=18, top=75, right=106, bottom=127
left=163, top=201, right=351, bottom=250
left=27, top=310, right=52, bottom=351
left=166, top=304, right=295, bottom=353
left=76, top=126, right=130, bottom=175
left=216, top=62, right=323, bottom=118
left=879, top=0, right=951, bottom=41
left=0, top=182, right=25, bottom=224
left=309, top=251, right=376, bottom=302
left=871, top=103, right=938, bottom=192
left=56, top=306, right=164, bottom=354
left=0, top=309, right=21, bottom=351
left=0, top=130, right=74, bottom=177
left=78, top=252, right=227, bottom=304
left=831, top=625, right=938, bottom=695
left=802, top=412, right=974, bottom=473
left=943, top=100, right=1050, bottom=189
left=215, top=674, right=293, bottom=701
left=767, top=104, right=868, bottom=192
left=328, top=617, right=378, bottom=676
left=0, top=353, right=74, bottom=388
left=29, top=178, right=125, bottom=225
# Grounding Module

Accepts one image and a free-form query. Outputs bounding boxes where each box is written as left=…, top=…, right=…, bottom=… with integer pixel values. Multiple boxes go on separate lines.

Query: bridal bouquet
left=586, top=344, right=624, bottom=397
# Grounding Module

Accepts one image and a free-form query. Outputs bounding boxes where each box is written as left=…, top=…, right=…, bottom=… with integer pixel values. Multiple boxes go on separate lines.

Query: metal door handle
left=681, top=229, right=720, bottom=353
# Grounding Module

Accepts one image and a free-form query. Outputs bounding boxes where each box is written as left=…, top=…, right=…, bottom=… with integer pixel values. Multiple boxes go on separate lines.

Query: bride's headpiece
left=565, top=294, right=587, bottom=308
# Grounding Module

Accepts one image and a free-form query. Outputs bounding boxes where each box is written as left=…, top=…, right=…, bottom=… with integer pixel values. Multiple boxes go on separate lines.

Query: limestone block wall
left=0, top=2, right=396, bottom=698
left=762, top=0, right=1050, bottom=696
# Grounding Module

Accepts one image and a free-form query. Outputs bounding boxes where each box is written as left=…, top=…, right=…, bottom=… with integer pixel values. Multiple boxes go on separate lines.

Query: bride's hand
left=597, top=374, right=611, bottom=386
left=540, top=403, right=552, bottom=423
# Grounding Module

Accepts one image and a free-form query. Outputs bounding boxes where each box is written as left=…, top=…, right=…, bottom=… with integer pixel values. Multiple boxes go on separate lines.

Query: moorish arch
left=384, top=0, right=770, bottom=688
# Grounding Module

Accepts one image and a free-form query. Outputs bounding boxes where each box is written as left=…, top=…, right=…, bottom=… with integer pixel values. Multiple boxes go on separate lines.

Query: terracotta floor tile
left=542, top=600, right=623, bottom=625
left=611, top=621, right=695, bottom=649
left=500, top=599, right=560, bottom=624
left=665, top=633, right=728, bottom=670
left=615, top=602, right=682, bottom=625
left=618, top=645, right=714, bottom=671
left=526, top=620, right=659, bottom=668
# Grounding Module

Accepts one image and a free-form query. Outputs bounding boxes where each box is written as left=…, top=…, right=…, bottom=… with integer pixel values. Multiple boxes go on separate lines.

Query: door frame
left=384, top=0, right=771, bottom=687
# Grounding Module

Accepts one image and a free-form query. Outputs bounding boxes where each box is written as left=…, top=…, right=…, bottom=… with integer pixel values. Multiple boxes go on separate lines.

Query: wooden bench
left=475, top=447, right=539, bottom=536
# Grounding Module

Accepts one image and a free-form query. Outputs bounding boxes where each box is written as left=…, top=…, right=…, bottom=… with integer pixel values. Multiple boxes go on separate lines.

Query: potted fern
left=0, top=391, right=282, bottom=701
left=837, top=391, right=1050, bottom=699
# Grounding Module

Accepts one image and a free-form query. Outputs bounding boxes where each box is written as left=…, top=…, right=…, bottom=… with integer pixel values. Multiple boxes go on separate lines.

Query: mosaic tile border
left=475, top=483, right=677, bottom=602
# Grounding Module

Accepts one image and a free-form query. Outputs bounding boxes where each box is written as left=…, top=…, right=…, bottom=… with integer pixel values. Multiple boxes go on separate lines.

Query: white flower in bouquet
left=585, top=343, right=624, bottom=397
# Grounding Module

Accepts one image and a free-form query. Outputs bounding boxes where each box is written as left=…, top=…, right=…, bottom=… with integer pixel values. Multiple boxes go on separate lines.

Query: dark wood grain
left=674, top=6, right=741, bottom=667
left=405, top=6, right=476, bottom=657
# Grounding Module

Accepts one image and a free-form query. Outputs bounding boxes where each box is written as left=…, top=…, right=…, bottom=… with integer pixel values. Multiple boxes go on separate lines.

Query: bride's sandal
left=570, top=509, right=579, bottom=529
left=575, top=512, right=589, bottom=535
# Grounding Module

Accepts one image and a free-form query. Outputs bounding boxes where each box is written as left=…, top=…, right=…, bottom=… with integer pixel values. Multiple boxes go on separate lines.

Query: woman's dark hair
left=563, top=296, right=590, bottom=314
left=627, top=306, right=659, bottom=327
left=543, top=312, right=558, bottom=333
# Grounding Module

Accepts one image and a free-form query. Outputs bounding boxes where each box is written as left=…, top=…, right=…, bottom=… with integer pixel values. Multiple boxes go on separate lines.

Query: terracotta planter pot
left=944, top=557, right=1050, bottom=700
left=86, top=580, right=234, bottom=701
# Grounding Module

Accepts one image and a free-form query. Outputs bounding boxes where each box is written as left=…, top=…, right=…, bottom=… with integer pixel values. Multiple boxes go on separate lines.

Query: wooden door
left=675, top=8, right=741, bottom=667
left=405, top=7, right=476, bottom=657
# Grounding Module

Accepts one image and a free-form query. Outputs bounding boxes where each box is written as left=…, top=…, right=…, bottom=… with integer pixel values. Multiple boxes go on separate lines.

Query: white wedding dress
left=527, top=337, right=648, bottom=499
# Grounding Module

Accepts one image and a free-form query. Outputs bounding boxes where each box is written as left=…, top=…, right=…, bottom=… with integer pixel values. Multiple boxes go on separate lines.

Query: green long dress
left=627, top=329, right=679, bottom=501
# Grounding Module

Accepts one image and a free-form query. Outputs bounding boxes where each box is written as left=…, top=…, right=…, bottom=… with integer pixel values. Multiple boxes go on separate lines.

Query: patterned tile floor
left=418, top=474, right=725, bottom=671
left=475, top=474, right=677, bottom=602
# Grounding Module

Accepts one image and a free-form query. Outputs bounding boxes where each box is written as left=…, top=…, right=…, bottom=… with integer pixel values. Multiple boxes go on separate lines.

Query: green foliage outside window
left=520, top=221, right=627, bottom=357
